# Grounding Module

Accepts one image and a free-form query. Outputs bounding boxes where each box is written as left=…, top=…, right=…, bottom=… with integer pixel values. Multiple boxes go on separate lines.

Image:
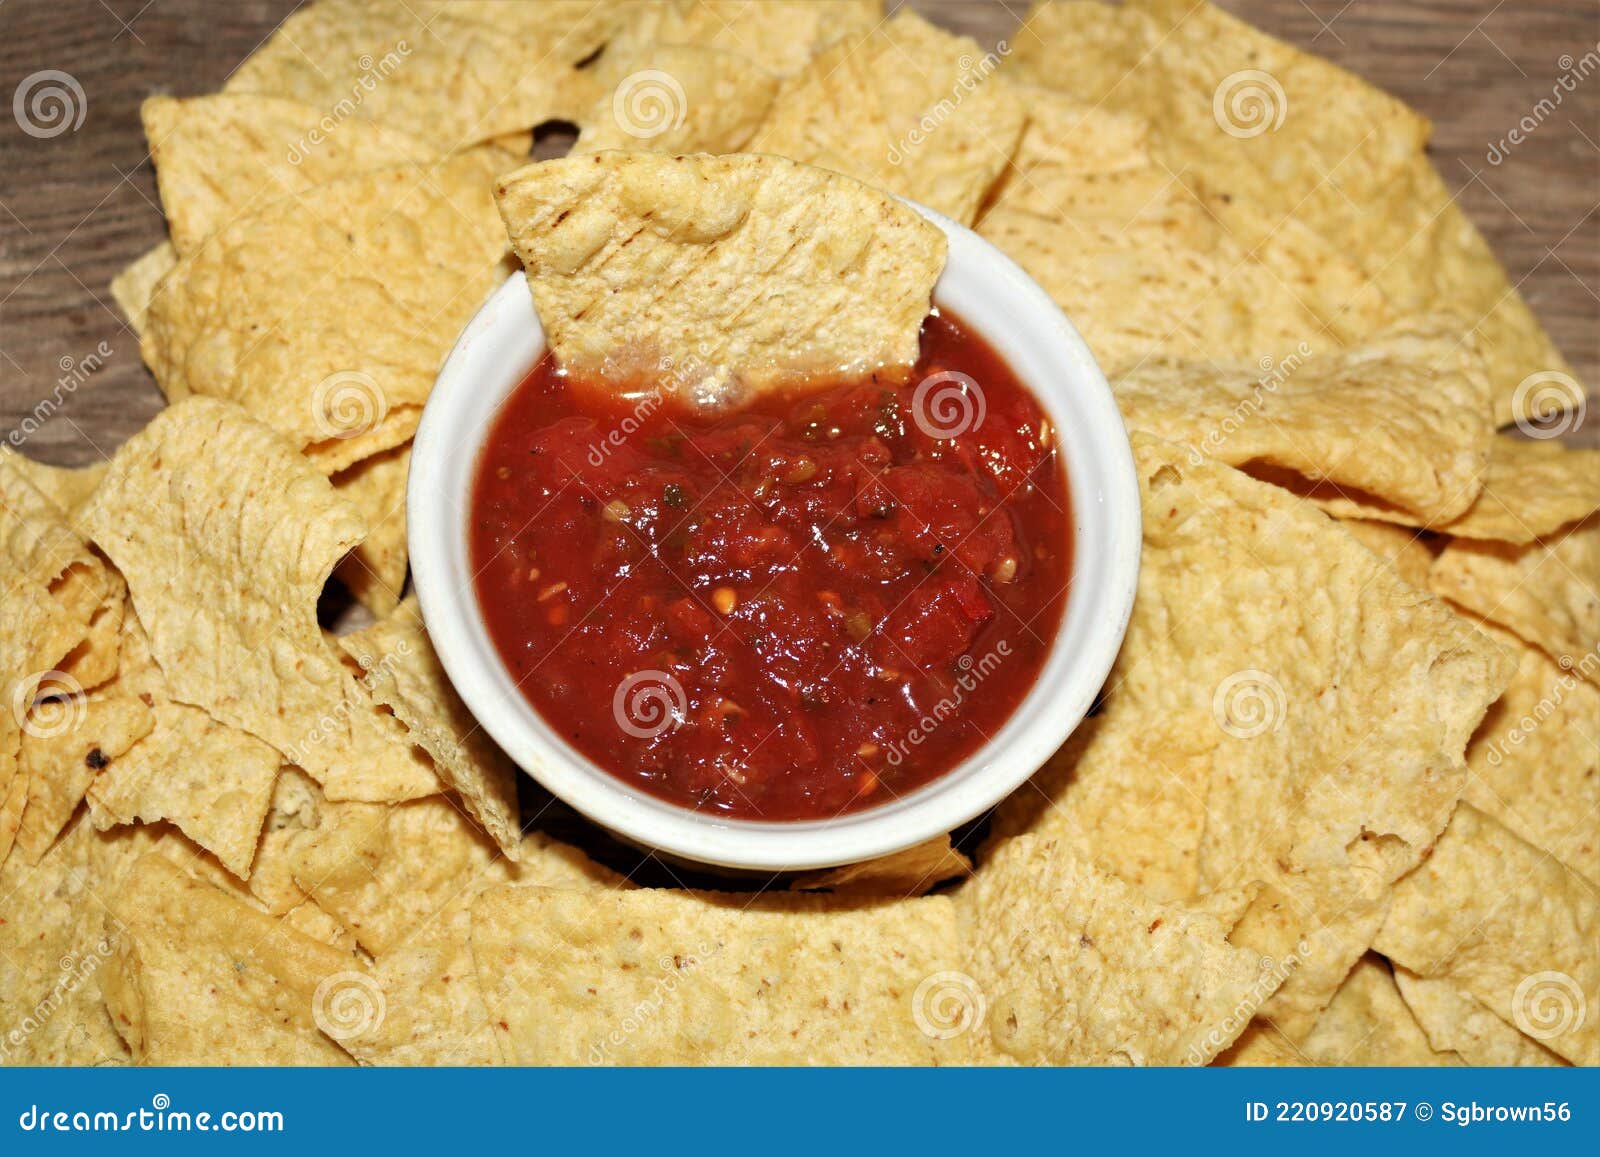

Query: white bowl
left=409, top=204, right=1141, bottom=871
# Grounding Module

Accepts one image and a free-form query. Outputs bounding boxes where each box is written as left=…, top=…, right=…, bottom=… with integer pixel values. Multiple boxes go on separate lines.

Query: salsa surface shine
left=469, top=311, right=1071, bottom=821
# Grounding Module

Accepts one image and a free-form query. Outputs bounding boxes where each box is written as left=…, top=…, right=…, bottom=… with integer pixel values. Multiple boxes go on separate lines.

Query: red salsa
left=469, top=310, right=1071, bottom=821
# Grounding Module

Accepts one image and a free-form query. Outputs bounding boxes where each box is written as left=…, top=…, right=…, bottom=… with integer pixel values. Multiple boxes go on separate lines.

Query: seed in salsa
left=469, top=310, right=1071, bottom=821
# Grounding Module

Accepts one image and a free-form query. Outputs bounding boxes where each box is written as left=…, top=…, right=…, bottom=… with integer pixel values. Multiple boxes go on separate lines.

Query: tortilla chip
left=1438, top=438, right=1600, bottom=544
left=141, top=151, right=509, bottom=475
left=599, top=1, right=881, bottom=79
left=0, top=817, right=167, bottom=1065
left=283, top=795, right=516, bottom=956
left=331, top=443, right=410, bottom=617
left=751, top=10, right=1025, bottom=225
left=1184, top=883, right=1263, bottom=933
left=335, top=888, right=501, bottom=1065
left=1462, top=623, right=1599, bottom=885
left=987, top=75, right=1372, bottom=263
left=415, top=0, right=624, bottom=47
left=1235, top=883, right=1397, bottom=1042
left=1318, top=150, right=1569, bottom=431
left=975, top=90, right=1325, bottom=370
left=101, top=854, right=357, bottom=1064
left=1431, top=516, right=1600, bottom=681
left=0, top=449, right=106, bottom=520
left=981, top=205, right=1278, bottom=374
left=280, top=899, right=360, bottom=953
left=338, top=597, right=521, bottom=856
left=11, top=695, right=153, bottom=866
left=1213, top=1023, right=1310, bottom=1066
left=1339, top=520, right=1436, bottom=590
left=86, top=583, right=276, bottom=891
left=84, top=592, right=160, bottom=705
left=0, top=775, right=26, bottom=869
left=1011, top=0, right=1426, bottom=228
left=247, top=768, right=326, bottom=915
left=1197, top=179, right=1395, bottom=342
left=78, top=398, right=440, bottom=803
left=225, top=0, right=585, bottom=152
left=142, top=94, right=437, bottom=256
left=54, top=569, right=126, bottom=695
left=962, top=834, right=1276, bottom=1065
left=1374, top=802, right=1599, bottom=1066
left=575, top=43, right=779, bottom=156
left=1314, top=437, right=1600, bottom=541
left=1011, top=0, right=1572, bottom=421
left=1116, top=317, right=1494, bottom=524
left=1299, top=954, right=1458, bottom=1066
left=495, top=151, right=946, bottom=399
left=987, top=710, right=1210, bottom=902
left=1, top=454, right=112, bottom=865
left=472, top=883, right=970, bottom=1065
left=125, top=816, right=302, bottom=918
left=1393, top=968, right=1566, bottom=1067
left=977, top=84, right=1156, bottom=219
left=1007, top=1, right=1159, bottom=114
left=518, top=829, right=632, bottom=891
left=0, top=477, right=130, bottom=699
left=328, top=824, right=617, bottom=1067
left=791, top=837, right=971, bottom=897
left=85, top=702, right=281, bottom=880
left=81, top=588, right=280, bottom=889
left=109, top=241, right=177, bottom=335
left=282, top=786, right=618, bottom=956
left=0, top=448, right=111, bottom=648
left=995, top=436, right=1509, bottom=1038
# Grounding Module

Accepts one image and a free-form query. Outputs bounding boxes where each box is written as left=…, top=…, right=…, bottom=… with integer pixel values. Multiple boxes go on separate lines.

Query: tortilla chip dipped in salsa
left=494, top=152, right=948, bottom=403
left=484, top=152, right=1069, bottom=821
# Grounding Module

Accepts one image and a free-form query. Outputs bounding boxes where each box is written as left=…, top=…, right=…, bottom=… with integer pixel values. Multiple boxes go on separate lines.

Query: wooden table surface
left=1, top=0, right=1595, bottom=464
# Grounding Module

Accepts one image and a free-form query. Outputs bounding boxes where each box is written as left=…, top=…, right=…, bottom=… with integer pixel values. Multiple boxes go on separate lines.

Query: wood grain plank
left=0, top=0, right=1593, bottom=464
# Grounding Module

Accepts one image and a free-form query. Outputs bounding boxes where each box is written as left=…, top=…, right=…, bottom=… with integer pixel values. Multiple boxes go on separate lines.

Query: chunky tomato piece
left=881, top=575, right=994, bottom=670
left=470, top=311, right=1071, bottom=820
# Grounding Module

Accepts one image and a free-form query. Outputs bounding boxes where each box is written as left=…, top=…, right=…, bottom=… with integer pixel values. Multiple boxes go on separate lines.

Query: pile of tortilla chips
left=2, top=0, right=1595, bottom=1068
